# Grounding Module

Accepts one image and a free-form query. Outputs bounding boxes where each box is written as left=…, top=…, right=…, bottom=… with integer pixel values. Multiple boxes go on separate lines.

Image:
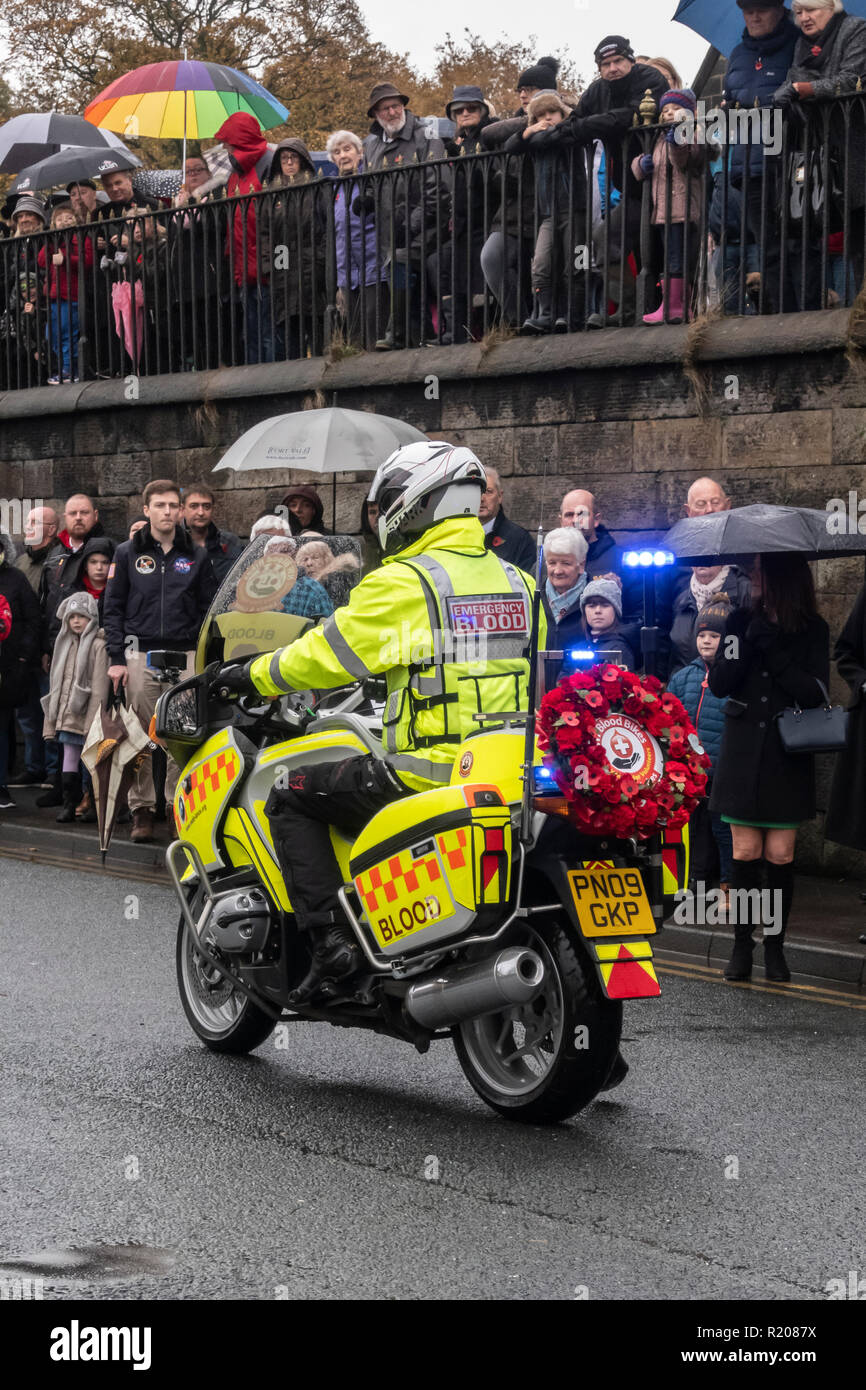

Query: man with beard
left=567, top=37, right=667, bottom=327
left=363, top=82, right=449, bottom=350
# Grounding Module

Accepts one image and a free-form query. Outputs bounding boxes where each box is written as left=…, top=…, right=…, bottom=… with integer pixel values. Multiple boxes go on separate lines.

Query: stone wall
left=1, top=310, right=864, bottom=872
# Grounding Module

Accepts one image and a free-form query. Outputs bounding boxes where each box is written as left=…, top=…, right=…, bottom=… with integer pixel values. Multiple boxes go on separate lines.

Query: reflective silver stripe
left=321, top=615, right=372, bottom=680
left=405, top=554, right=455, bottom=601
left=388, top=753, right=453, bottom=784
left=394, top=557, right=447, bottom=666
left=268, top=650, right=294, bottom=692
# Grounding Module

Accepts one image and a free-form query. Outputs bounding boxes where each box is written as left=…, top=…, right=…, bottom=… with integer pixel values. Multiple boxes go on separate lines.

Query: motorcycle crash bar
left=404, top=947, right=545, bottom=1031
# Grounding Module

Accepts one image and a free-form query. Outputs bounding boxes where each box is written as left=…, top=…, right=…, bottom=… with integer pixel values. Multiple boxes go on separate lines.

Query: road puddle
left=0, top=1243, right=175, bottom=1279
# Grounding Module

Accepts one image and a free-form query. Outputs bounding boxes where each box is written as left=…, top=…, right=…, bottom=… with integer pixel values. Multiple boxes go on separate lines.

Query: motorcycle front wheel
left=453, top=915, right=623, bottom=1125
left=176, top=918, right=276, bottom=1054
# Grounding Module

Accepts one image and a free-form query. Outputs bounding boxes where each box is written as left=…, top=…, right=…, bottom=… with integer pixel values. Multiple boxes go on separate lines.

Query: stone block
left=23, top=460, right=53, bottom=499
left=832, top=408, right=866, bottom=467
left=100, top=454, right=153, bottom=496
left=447, top=427, right=515, bottom=476
left=558, top=422, right=634, bottom=475
left=73, top=414, right=118, bottom=458
left=0, top=461, right=24, bottom=496
left=334, top=482, right=370, bottom=534
left=513, top=426, right=560, bottom=476
left=634, top=417, right=722, bottom=471
left=52, top=456, right=101, bottom=501
left=723, top=411, right=832, bottom=471
left=213, top=488, right=268, bottom=538
left=96, top=496, right=130, bottom=540
left=441, top=375, right=576, bottom=431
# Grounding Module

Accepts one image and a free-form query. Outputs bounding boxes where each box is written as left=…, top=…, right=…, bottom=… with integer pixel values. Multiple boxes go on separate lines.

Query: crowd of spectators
left=1, top=1, right=864, bottom=385
left=3, top=455, right=865, bottom=982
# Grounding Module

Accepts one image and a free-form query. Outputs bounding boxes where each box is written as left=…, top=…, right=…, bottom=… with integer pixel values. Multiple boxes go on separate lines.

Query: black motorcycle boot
left=288, top=911, right=361, bottom=1008
left=724, top=858, right=764, bottom=980
left=56, top=772, right=81, bottom=824
left=763, top=861, right=794, bottom=982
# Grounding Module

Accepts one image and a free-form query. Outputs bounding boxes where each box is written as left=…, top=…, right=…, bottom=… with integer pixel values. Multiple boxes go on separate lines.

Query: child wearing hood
left=631, top=88, right=708, bottom=324
left=263, top=139, right=327, bottom=360
left=667, top=598, right=733, bottom=899
left=41, top=592, right=108, bottom=823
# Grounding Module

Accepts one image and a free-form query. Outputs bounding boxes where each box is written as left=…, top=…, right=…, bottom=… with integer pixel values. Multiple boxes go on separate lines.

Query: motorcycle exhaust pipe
left=404, top=947, right=545, bottom=1031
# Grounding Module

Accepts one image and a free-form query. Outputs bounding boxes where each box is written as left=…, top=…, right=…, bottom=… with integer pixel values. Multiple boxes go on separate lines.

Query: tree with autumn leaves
left=0, top=0, right=585, bottom=158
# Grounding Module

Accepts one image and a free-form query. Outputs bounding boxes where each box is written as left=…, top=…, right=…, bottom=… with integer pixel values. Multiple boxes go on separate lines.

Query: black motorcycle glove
left=213, top=660, right=256, bottom=700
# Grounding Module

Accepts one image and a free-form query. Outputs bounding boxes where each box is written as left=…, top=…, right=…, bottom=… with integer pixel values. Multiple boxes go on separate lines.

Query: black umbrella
left=0, top=112, right=132, bottom=174
left=12, top=145, right=141, bottom=193
left=665, top=503, right=866, bottom=565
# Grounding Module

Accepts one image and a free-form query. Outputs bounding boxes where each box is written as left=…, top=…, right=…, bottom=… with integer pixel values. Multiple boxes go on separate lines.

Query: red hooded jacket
left=37, top=233, right=94, bottom=300
left=215, top=113, right=270, bottom=288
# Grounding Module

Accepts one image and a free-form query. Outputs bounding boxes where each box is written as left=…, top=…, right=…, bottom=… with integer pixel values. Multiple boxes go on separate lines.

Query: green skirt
left=721, top=816, right=799, bottom=830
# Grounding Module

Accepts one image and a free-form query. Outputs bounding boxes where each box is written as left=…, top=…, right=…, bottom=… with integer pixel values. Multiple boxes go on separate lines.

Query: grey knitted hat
left=580, top=578, right=622, bottom=619
left=57, top=591, right=99, bottom=624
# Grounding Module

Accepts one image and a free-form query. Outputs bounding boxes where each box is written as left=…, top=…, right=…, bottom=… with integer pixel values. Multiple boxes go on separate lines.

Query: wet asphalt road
left=0, top=860, right=864, bottom=1302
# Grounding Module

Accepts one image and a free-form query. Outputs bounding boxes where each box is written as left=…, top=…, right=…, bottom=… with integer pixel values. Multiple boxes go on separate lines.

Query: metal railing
left=2, top=93, right=864, bottom=391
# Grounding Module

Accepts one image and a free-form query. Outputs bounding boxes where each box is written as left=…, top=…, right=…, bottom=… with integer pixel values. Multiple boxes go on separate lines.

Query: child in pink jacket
left=631, top=88, right=708, bottom=325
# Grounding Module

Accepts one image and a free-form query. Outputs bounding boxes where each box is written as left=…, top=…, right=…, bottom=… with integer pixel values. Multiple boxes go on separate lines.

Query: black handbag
left=776, top=678, right=849, bottom=755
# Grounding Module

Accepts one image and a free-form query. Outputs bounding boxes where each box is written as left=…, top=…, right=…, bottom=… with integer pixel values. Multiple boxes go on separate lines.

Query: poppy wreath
left=536, top=663, right=711, bottom=839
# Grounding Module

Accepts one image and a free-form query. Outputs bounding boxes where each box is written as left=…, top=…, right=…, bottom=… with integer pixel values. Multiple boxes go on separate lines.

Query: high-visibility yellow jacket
left=249, top=516, right=543, bottom=792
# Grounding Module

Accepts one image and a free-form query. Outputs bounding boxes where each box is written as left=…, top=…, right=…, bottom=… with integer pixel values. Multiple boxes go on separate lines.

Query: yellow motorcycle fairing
left=174, top=727, right=247, bottom=871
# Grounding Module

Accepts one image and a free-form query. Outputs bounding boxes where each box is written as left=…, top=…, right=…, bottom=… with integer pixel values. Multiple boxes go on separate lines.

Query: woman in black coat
left=824, top=581, right=866, bottom=850
left=708, top=553, right=829, bottom=983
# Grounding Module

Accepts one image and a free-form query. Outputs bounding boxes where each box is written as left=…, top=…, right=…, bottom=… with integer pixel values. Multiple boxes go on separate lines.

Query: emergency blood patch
left=447, top=596, right=528, bottom=634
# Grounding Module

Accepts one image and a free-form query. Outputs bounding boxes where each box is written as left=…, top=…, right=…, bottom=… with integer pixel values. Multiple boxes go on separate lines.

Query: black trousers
left=265, top=754, right=410, bottom=932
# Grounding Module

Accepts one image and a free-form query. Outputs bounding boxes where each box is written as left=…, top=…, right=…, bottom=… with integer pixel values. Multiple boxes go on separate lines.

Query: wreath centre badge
left=596, top=714, right=664, bottom=788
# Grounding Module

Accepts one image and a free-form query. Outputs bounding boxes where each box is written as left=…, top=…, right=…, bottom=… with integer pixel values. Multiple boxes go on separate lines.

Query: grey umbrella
left=12, top=145, right=142, bottom=193
left=0, top=112, right=132, bottom=174
left=665, top=503, right=866, bottom=565
left=213, top=408, right=426, bottom=475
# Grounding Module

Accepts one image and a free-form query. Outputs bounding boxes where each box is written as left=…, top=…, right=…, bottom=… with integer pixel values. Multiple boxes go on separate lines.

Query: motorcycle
left=155, top=535, right=664, bottom=1125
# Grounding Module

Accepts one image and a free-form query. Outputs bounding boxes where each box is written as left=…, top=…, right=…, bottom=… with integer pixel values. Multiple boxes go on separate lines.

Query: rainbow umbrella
left=84, top=59, right=289, bottom=166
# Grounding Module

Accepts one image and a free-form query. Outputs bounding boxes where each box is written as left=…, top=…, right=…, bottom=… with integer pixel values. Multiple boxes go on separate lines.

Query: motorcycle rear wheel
left=453, top=915, right=622, bottom=1125
left=176, top=918, right=276, bottom=1054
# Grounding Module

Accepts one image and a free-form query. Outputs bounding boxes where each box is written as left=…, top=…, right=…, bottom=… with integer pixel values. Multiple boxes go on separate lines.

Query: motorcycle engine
left=207, top=886, right=272, bottom=953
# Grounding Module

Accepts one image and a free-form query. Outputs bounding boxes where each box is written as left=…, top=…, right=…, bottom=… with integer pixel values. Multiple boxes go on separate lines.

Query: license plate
left=567, top=867, right=656, bottom=937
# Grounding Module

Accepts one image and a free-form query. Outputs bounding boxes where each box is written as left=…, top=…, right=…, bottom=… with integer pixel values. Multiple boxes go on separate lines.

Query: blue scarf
left=546, top=571, right=587, bottom=623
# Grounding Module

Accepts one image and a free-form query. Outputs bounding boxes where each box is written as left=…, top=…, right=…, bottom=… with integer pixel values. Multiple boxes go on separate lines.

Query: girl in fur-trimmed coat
left=42, top=592, right=108, bottom=824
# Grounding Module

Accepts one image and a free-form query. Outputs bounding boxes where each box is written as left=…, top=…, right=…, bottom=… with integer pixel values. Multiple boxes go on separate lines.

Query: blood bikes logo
left=595, top=714, right=664, bottom=788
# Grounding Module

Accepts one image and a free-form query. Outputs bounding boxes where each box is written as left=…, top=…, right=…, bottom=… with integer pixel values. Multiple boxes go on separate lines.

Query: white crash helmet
left=368, top=441, right=486, bottom=553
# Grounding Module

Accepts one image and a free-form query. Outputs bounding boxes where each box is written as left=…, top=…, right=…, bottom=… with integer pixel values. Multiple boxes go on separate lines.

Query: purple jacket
left=333, top=170, right=387, bottom=290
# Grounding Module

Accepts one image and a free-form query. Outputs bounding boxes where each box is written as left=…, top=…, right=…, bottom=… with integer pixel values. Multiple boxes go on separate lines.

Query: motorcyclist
left=218, top=441, right=543, bottom=1006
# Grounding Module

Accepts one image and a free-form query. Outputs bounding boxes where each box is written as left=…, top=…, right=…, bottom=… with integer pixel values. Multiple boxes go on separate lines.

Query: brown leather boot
left=75, top=789, right=96, bottom=823
left=130, top=808, right=155, bottom=843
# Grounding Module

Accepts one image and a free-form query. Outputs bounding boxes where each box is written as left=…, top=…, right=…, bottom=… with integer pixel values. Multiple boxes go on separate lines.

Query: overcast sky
left=360, top=0, right=711, bottom=89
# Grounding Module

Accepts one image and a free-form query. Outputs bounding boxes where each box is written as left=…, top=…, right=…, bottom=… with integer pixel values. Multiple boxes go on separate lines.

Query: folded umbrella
left=0, top=112, right=132, bottom=175
left=111, top=280, right=146, bottom=367
left=12, top=145, right=141, bottom=194
left=665, top=503, right=866, bottom=565
left=82, top=688, right=153, bottom=864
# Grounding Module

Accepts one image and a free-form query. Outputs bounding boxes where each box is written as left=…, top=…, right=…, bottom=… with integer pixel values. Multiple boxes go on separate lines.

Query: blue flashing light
left=569, top=648, right=596, bottom=663
left=624, top=548, right=676, bottom=568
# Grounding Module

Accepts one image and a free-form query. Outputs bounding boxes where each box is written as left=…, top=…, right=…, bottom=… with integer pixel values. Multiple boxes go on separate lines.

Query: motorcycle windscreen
left=195, top=532, right=363, bottom=673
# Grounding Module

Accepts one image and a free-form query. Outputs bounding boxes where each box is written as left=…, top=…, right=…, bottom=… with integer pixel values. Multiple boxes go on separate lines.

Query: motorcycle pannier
left=349, top=784, right=513, bottom=956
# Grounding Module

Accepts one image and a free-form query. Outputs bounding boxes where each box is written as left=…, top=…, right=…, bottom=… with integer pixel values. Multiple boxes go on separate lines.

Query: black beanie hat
left=696, top=598, right=733, bottom=637
left=594, top=35, right=636, bottom=66
left=517, top=56, right=559, bottom=91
